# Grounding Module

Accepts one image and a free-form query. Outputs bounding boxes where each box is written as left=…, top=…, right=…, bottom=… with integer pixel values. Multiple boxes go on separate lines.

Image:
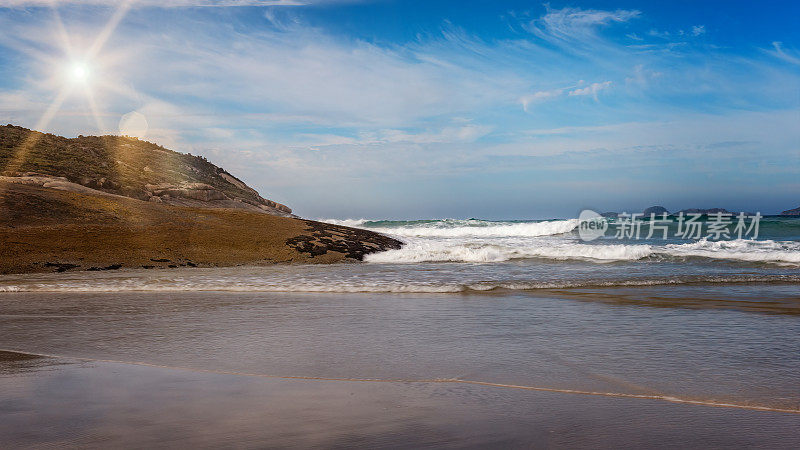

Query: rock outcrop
left=0, top=175, right=403, bottom=274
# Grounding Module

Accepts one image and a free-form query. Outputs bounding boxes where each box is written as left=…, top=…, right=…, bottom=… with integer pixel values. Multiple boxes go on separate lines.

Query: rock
left=151, top=183, right=228, bottom=202
left=43, top=262, right=79, bottom=272
left=0, top=175, right=124, bottom=198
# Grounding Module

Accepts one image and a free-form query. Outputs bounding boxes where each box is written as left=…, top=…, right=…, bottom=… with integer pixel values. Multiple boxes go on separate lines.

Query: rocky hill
left=0, top=124, right=291, bottom=216
left=0, top=125, right=402, bottom=274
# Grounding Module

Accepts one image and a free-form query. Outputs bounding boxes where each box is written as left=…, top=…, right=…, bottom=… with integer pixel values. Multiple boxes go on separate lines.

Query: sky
left=0, top=0, right=798, bottom=219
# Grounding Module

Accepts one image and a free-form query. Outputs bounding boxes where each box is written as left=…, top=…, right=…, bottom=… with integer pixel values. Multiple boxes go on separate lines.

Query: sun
left=68, top=61, right=91, bottom=84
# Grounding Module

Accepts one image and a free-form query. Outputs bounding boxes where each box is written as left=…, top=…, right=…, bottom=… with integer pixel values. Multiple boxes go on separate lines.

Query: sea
left=1, top=215, right=799, bottom=447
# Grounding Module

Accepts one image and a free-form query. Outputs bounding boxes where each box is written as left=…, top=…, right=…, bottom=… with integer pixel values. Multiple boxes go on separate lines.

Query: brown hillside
left=0, top=181, right=401, bottom=274
left=0, top=124, right=291, bottom=215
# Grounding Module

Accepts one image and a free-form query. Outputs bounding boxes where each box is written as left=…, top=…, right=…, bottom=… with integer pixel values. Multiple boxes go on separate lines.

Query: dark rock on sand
left=43, top=262, right=79, bottom=272
left=286, top=220, right=402, bottom=261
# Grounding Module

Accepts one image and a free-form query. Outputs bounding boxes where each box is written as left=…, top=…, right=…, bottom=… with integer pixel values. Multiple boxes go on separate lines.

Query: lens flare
left=118, top=111, right=149, bottom=139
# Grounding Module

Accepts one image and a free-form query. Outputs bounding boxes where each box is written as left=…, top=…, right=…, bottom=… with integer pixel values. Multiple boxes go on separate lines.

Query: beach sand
left=2, top=350, right=800, bottom=449
left=1, top=290, right=799, bottom=448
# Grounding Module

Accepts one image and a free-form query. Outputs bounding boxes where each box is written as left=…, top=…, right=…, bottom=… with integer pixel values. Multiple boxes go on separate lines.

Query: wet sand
left=1, top=350, right=799, bottom=449
left=1, top=290, right=800, bottom=447
left=537, top=283, right=800, bottom=315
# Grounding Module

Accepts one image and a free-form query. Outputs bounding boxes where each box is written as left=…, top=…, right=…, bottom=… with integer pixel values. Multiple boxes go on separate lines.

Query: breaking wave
left=363, top=238, right=800, bottom=265
left=663, top=239, right=800, bottom=264
left=378, top=219, right=579, bottom=238
left=319, top=218, right=371, bottom=227
left=320, top=218, right=580, bottom=238
left=365, top=241, right=651, bottom=263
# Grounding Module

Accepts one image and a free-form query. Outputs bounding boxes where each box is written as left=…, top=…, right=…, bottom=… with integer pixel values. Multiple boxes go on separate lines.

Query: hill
left=0, top=126, right=402, bottom=274
left=0, top=124, right=291, bottom=215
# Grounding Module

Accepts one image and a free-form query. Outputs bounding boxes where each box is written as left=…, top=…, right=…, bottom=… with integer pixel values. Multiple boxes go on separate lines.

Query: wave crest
left=365, top=241, right=651, bottom=263
left=318, top=218, right=370, bottom=227
left=663, top=239, right=800, bottom=264
left=380, top=219, right=579, bottom=238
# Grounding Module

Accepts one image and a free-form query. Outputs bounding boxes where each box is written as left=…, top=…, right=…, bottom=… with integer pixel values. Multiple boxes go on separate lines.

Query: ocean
left=1, top=215, right=799, bottom=446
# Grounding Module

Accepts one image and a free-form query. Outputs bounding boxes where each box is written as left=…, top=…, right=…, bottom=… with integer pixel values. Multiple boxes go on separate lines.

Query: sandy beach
left=1, top=290, right=799, bottom=448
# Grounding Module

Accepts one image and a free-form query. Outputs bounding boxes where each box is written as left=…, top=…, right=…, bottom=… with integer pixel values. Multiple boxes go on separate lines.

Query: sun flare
left=68, top=62, right=90, bottom=83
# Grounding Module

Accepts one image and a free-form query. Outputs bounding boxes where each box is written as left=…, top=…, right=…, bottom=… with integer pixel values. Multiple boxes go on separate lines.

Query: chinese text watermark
left=578, top=210, right=761, bottom=242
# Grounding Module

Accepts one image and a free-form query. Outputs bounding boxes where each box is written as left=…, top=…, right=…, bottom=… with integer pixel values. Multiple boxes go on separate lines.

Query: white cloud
left=624, top=64, right=661, bottom=86
left=568, top=81, right=612, bottom=100
left=0, top=10, right=520, bottom=129
left=691, top=25, right=706, bottom=36
left=528, top=5, right=640, bottom=42
left=768, top=41, right=800, bottom=65
left=363, top=125, right=493, bottom=144
left=519, top=88, right=562, bottom=111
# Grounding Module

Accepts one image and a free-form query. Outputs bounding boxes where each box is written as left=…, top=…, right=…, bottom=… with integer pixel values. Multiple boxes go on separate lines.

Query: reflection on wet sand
left=4, top=349, right=799, bottom=414
left=1, top=351, right=800, bottom=448
left=0, top=350, right=70, bottom=375
left=538, top=284, right=800, bottom=315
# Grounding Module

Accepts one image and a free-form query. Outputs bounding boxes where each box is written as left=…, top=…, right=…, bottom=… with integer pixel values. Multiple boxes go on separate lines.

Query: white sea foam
left=662, top=239, right=800, bottom=264
left=364, top=240, right=652, bottom=263
left=365, top=238, right=800, bottom=265
left=318, top=218, right=371, bottom=227
left=1, top=274, right=797, bottom=293
left=380, top=219, right=579, bottom=238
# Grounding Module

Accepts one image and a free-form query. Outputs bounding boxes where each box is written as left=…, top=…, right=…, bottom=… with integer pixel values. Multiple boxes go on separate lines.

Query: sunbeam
left=3, top=1, right=133, bottom=176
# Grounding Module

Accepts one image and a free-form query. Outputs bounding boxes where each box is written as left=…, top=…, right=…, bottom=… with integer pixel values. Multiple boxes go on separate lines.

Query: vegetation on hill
left=0, top=124, right=289, bottom=214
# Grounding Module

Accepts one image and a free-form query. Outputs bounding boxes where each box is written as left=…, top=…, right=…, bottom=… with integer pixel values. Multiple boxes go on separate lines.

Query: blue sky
left=0, top=0, right=798, bottom=218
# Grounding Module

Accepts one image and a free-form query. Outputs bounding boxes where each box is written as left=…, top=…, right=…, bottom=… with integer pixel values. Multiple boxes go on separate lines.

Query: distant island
left=782, top=206, right=800, bottom=216
left=0, top=125, right=401, bottom=274
left=601, top=206, right=761, bottom=218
